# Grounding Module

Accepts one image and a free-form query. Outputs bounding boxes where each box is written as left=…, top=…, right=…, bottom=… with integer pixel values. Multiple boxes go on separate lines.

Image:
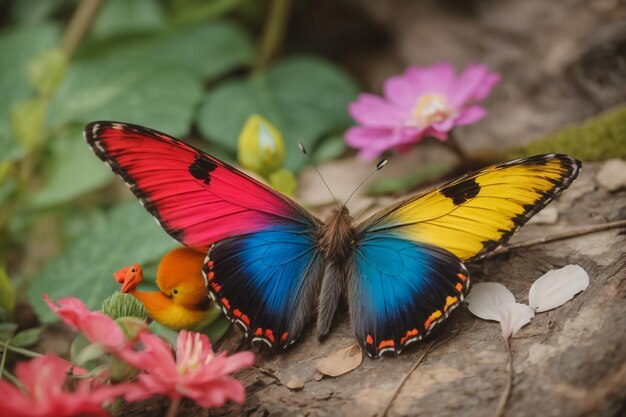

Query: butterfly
left=85, top=121, right=580, bottom=358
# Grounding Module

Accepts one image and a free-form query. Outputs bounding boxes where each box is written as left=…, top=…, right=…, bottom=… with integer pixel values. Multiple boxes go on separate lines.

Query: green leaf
left=10, top=327, right=44, bottom=348
left=29, top=127, right=111, bottom=208
left=313, top=134, right=347, bottom=163
left=198, top=56, right=358, bottom=171
left=92, top=0, right=167, bottom=40
left=0, top=323, right=17, bottom=340
left=48, top=57, right=203, bottom=138
left=367, top=164, right=452, bottom=196
left=28, top=49, right=67, bottom=97
left=0, top=23, right=61, bottom=161
left=203, top=314, right=231, bottom=344
left=11, top=98, right=47, bottom=152
left=28, top=201, right=178, bottom=323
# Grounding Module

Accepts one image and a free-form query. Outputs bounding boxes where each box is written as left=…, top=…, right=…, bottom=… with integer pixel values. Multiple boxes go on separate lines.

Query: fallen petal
left=499, top=303, right=535, bottom=338
left=315, top=343, right=363, bottom=378
left=466, top=283, right=516, bottom=321
left=529, top=265, right=590, bottom=312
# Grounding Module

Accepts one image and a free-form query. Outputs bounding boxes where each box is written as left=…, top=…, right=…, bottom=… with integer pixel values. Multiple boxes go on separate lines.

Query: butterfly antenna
left=298, top=143, right=341, bottom=209
left=344, top=158, right=388, bottom=208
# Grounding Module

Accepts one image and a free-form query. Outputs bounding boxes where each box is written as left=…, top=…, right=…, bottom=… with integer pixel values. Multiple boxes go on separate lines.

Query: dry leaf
left=285, top=376, right=305, bottom=390
left=529, top=265, right=589, bottom=313
left=315, top=343, right=363, bottom=377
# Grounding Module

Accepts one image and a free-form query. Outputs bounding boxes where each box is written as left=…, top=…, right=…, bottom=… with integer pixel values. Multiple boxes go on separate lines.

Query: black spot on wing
left=189, top=154, right=218, bottom=184
left=441, top=177, right=481, bottom=205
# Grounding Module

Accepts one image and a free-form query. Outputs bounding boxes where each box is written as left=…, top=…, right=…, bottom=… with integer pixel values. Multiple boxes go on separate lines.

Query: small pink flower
left=44, top=295, right=127, bottom=352
left=0, top=355, right=126, bottom=417
left=117, top=330, right=254, bottom=408
left=345, top=62, right=500, bottom=159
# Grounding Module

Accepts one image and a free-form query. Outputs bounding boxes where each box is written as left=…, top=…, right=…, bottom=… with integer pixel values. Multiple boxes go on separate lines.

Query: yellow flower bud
left=237, top=114, right=285, bottom=177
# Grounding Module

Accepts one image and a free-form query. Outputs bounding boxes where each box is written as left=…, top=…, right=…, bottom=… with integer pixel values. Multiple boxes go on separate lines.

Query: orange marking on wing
left=208, top=261, right=214, bottom=269
left=255, top=328, right=263, bottom=336
left=233, top=309, right=241, bottom=318
left=457, top=273, right=468, bottom=281
left=240, top=314, right=250, bottom=326
left=424, top=310, right=442, bottom=330
left=378, top=339, right=395, bottom=350
left=264, top=329, right=275, bottom=344
left=400, top=329, right=419, bottom=346
left=208, top=271, right=215, bottom=281
left=281, top=332, right=288, bottom=342
left=220, top=298, right=230, bottom=310
left=366, top=335, right=374, bottom=345
left=444, top=296, right=459, bottom=312
left=455, top=283, right=463, bottom=292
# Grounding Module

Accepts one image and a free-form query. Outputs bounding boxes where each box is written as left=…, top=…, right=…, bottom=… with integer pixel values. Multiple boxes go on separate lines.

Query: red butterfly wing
left=84, top=121, right=317, bottom=250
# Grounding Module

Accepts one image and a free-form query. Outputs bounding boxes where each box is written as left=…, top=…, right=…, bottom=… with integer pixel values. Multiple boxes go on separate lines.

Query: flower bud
left=237, top=114, right=285, bottom=177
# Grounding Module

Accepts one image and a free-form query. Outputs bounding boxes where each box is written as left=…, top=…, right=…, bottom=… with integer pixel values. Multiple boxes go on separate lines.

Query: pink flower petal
left=0, top=355, right=124, bottom=417
left=348, top=93, right=405, bottom=126
left=454, top=105, right=487, bottom=125
left=406, top=62, right=456, bottom=96
left=450, top=64, right=500, bottom=107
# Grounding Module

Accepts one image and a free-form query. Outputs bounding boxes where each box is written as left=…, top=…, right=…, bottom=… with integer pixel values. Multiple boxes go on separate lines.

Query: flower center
left=411, top=93, right=454, bottom=127
left=176, top=333, right=213, bottom=376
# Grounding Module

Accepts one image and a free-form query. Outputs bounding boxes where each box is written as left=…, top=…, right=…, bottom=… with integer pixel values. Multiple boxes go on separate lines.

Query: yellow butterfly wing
left=358, top=154, right=581, bottom=262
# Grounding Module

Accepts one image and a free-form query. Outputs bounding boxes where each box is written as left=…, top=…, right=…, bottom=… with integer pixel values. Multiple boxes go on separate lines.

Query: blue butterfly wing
left=349, top=233, right=469, bottom=358
left=204, top=223, right=324, bottom=349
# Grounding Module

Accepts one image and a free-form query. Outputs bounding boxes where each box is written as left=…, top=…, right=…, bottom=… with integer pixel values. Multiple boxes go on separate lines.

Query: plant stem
left=485, top=219, right=626, bottom=258
left=1, top=369, right=24, bottom=390
left=165, top=396, right=182, bottom=417
left=445, top=131, right=467, bottom=160
left=493, top=336, right=515, bottom=417
left=253, top=0, right=291, bottom=72
left=0, top=336, right=10, bottom=379
left=0, top=340, right=42, bottom=358
left=61, top=0, right=103, bottom=58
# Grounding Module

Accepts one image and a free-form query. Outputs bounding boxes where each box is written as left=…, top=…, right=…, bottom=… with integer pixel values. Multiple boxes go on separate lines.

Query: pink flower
left=0, top=355, right=127, bottom=417
left=345, top=62, right=500, bottom=159
left=44, top=295, right=127, bottom=352
left=117, top=330, right=254, bottom=408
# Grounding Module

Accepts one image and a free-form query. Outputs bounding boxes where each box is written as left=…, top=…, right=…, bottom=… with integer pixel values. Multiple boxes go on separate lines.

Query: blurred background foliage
left=0, top=0, right=361, bottom=331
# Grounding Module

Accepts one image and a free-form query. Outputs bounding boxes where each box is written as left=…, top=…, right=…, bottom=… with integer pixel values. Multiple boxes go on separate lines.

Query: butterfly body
left=86, top=121, right=580, bottom=358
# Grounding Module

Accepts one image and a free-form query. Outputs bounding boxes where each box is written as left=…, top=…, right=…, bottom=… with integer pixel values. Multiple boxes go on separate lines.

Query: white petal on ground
left=529, top=265, right=590, bottom=313
left=466, top=282, right=516, bottom=321
left=499, top=303, right=535, bottom=338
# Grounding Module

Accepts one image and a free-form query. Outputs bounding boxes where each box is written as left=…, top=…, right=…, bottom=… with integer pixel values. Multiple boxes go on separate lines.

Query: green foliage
left=28, top=201, right=178, bottom=323
left=508, top=106, right=626, bottom=161
left=11, top=98, right=47, bottom=153
left=0, top=23, right=61, bottom=160
left=92, top=0, right=167, bottom=39
left=198, top=56, right=358, bottom=171
left=29, top=127, right=111, bottom=208
left=9, top=326, right=44, bottom=348
left=28, top=49, right=67, bottom=97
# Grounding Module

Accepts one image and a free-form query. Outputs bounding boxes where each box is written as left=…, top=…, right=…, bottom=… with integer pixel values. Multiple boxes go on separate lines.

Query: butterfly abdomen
left=316, top=206, right=357, bottom=340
